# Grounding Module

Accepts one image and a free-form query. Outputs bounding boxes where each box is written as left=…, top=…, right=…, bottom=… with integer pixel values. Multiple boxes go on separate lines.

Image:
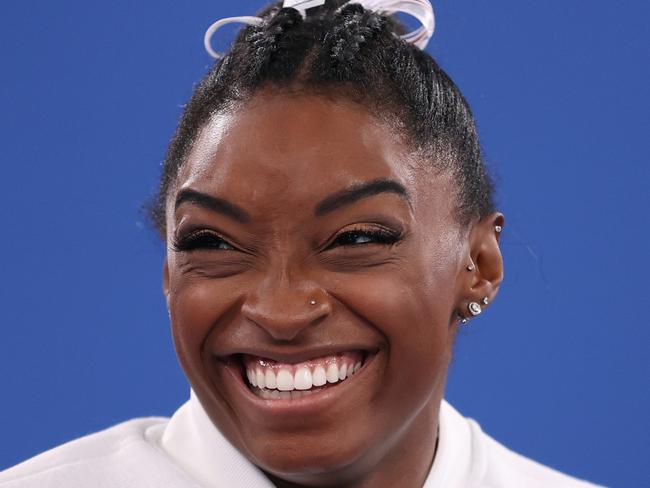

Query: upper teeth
left=244, top=355, right=363, bottom=392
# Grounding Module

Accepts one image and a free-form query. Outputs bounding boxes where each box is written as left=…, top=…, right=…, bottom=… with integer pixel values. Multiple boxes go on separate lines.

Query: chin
left=248, top=433, right=375, bottom=486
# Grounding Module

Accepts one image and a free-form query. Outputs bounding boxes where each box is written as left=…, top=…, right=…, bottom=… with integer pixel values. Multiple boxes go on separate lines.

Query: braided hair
left=150, top=0, right=495, bottom=237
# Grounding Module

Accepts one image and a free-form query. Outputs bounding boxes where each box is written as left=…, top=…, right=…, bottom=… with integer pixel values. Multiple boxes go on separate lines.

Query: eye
left=329, top=226, right=401, bottom=249
left=172, top=229, right=236, bottom=252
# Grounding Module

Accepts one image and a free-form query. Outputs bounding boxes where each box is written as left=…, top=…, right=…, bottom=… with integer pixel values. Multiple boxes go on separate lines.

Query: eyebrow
left=174, top=189, right=251, bottom=223
left=174, top=179, right=409, bottom=223
left=314, top=179, right=410, bottom=217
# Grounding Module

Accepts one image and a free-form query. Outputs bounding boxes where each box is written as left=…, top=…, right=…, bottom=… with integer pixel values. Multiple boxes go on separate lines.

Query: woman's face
left=164, top=93, right=478, bottom=484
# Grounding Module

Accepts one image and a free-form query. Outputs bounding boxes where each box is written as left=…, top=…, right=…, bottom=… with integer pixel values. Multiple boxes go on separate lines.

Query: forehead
left=174, top=93, right=428, bottom=214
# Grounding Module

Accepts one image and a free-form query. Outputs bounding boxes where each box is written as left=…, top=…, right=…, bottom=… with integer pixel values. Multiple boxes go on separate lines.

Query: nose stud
left=309, top=299, right=317, bottom=306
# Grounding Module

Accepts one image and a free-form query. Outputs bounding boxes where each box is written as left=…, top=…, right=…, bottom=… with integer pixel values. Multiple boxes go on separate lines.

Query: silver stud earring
left=482, top=297, right=489, bottom=306
left=466, top=259, right=476, bottom=272
left=461, top=318, right=468, bottom=325
left=495, top=225, right=502, bottom=233
left=309, top=299, right=317, bottom=306
left=468, top=301, right=482, bottom=316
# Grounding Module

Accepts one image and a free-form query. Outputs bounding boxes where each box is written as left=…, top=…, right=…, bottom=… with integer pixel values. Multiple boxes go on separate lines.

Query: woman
left=0, top=1, right=603, bottom=487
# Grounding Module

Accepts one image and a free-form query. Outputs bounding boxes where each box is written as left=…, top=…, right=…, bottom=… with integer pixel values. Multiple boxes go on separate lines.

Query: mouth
left=220, top=349, right=374, bottom=402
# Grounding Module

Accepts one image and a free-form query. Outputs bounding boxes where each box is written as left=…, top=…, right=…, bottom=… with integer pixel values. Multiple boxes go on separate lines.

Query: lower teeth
left=253, top=387, right=325, bottom=400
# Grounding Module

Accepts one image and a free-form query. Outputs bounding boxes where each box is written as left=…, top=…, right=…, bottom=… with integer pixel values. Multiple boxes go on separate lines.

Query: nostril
left=240, top=293, right=332, bottom=341
left=310, top=315, right=327, bottom=328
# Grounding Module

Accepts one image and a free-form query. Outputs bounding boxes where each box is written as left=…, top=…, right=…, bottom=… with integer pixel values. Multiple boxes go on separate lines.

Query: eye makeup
left=171, top=229, right=236, bottom=253
left=173, top=224, right=403, bottom=253
left=328, top=226, right=402, bottom=249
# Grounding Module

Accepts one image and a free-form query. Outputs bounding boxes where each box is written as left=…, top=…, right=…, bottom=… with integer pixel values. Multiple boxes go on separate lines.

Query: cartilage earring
left=495, top=225, right=502, bottom=233
left=455, top=310, right=469, bottom=325
left=482, top=297, right=489, bottom=306
left=468, top=301, right=482, bottom=316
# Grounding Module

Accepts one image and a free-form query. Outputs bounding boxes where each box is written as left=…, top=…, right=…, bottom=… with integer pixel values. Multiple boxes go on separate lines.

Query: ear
left=457, top=212, right=504, bottom=322
left=162, top=258, right=171, bottom=310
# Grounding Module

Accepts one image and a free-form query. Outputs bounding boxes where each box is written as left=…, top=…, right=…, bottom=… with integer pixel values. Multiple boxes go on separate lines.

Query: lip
left=215, top=349, right=380, bottom=416
left=214, top=344, right=378, bottom=365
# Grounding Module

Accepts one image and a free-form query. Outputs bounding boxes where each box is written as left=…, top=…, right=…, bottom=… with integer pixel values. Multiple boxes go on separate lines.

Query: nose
left=241, top=273, right=332, bottom=342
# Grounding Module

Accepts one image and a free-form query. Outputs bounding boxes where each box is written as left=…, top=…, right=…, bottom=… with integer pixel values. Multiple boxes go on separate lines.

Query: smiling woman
left=0, top=1, right=604, bottom=488
left=162, top=94, right=471, bottom=487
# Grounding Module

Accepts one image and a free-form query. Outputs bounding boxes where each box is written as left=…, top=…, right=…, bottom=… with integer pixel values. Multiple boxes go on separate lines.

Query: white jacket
left=0, top=394, right=603, bottom=487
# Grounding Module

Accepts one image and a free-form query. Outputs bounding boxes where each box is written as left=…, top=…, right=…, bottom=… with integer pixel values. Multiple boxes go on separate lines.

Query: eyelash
left=329, top=227, right=401, bottom=248
left=171, top=227, right=401, bottom=253
left=171, top=230, right=235, bottom=252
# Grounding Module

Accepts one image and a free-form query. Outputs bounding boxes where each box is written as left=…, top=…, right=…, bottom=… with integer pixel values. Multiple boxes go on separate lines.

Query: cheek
left=328, top=261, right=457, bottom=415
left=168, top=271, right=240, bottom=379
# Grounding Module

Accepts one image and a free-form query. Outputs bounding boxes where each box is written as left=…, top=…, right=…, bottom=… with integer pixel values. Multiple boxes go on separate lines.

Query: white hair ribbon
left=204, top=0, right=435, bottom=59
left=203, top=16, right=264, bottom=59
left=350, top=0, right=435, bottom=50
left=283, top=0, right=328, bottom=15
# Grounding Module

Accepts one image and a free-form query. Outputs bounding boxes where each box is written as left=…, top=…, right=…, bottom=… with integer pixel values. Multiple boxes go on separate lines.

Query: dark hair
left=150, top=0, right=495, bottom=237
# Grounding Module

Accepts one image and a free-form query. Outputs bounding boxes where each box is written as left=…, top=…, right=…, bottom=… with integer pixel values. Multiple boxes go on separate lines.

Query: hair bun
left=339, top=2, right=366, bottom=16
left=265, top=6, right=305, bottom=36
left=247, top=6, right=304, bottom=55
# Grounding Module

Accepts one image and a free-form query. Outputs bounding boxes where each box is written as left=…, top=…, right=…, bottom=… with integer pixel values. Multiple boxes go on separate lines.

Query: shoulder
left=475, top=426, right=603, bottom=488
left=442, top=402, right=605, bottom=488
left=0, top=417, right=196, bottom=488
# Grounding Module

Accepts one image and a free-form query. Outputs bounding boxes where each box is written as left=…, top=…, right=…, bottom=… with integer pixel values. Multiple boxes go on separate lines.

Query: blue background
left=0, top=1, right=648, bottom=486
